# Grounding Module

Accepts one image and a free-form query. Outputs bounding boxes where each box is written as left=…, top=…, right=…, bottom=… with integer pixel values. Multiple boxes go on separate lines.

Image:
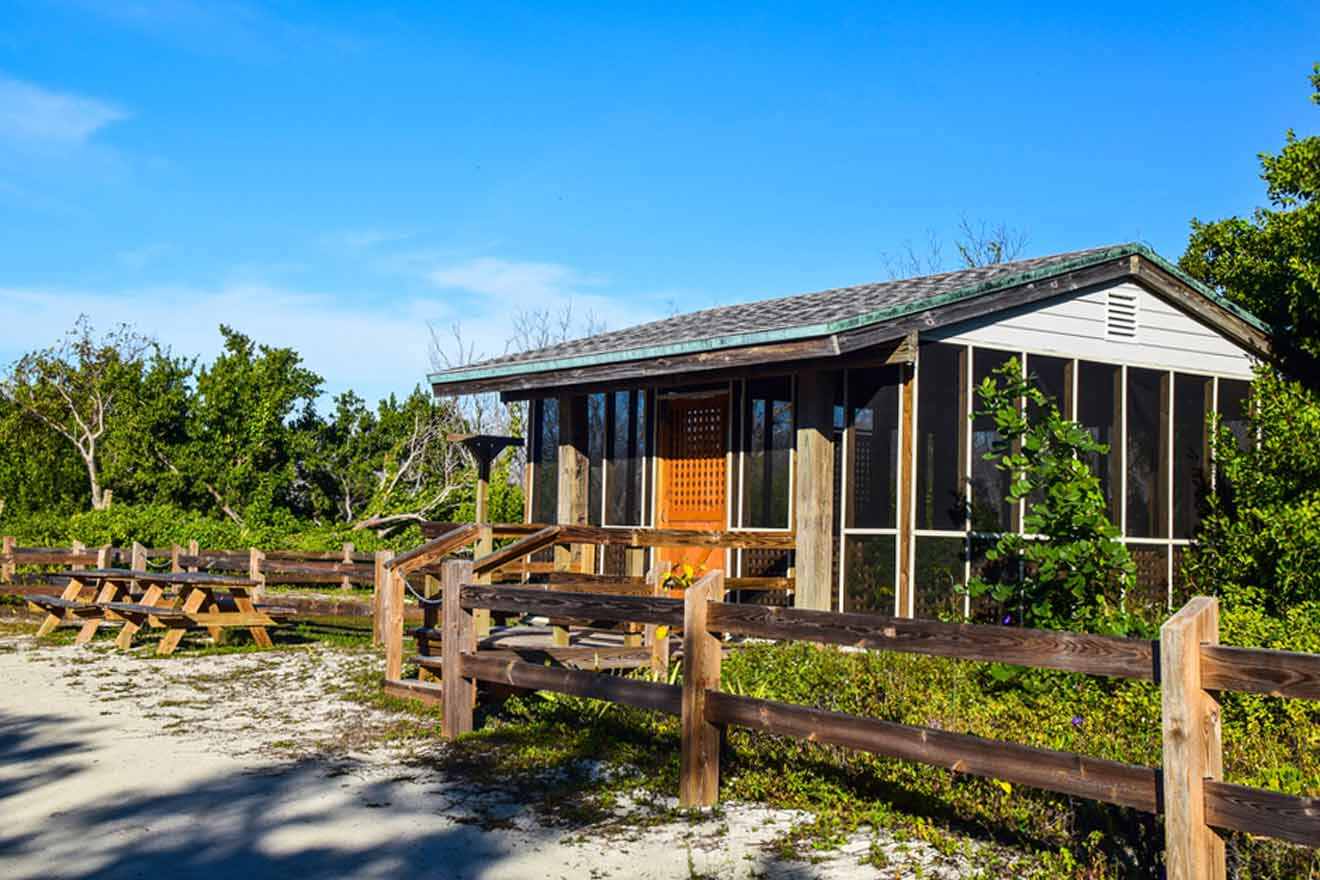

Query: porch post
left=555, top=393, right=590, bottom=646
left=793, top=369, right=838, bottom=611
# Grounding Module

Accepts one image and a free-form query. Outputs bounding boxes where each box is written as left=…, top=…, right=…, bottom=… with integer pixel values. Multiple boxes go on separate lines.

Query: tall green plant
left=966, top=358, right=1137, bottom=634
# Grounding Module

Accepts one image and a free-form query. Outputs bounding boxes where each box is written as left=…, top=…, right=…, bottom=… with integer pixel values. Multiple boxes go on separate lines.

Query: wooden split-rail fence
left=1, top=537, right=381, bottom=595
left=382, top=559, right=1320, bottom=877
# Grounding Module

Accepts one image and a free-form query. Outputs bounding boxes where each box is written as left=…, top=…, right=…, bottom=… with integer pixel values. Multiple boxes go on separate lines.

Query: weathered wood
left=461, top=653, right=682, bottom=715
left=896, top=362, right=915, bottom=617
left=1203, top=780, right=1320, bottom=849
left=186, top=540, right=199, bottom=574
left=1200, top=643, right=1320, bottom=701
left=707, top=603, right=1158, bottom=681
left=442, top=559, right=477, bottom=739
left=383, top=676, right=445, bottom=707
left=248, top=547, right=266, bottom=601
left=384, top=569, right=405, bottom=681
left=794, top=369, right=837, bottom=611
left=460, top=584, right=684, bottom=627
left=1, top=535, right=13, bottom=582
left=705, top=690, right=1159, bottom=812
left=557, top=525, right=796, bottom=551
left=645, top=564, right=673, bottom=679
left=472, top=525, right=563, bottom=577
left=388, top=524, right=480, bottom=574
left=681, top=570, right=724, bottom=807
left=8, top=550, right=99, bottom=566
left=421, top=644, right=654, bottom=673
left=372, top=549, right=393, bottom=647
left=340, top=542, right=354, bottom=591
left=1161, top=596, right=1225, bottom=880
left=131, top=542, right=147, bottom=575
left=422, top=521, right=546, bottom=540
left=60, top=568, right=261, bottom=587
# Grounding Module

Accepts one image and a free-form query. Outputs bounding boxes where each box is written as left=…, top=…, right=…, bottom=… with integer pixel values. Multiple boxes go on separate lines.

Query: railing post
left=187, top=539, right=199, bottom=573
left=372, top=550, right=393, bottom=647
left=131, top=541, right=147, bottom=572
left=169, top=544, right=182, bottom=573
left=70, top=541, right=86, bottom=573
left=96, top=545, right=112, bottom=570
left=2, top=536, right=14, bottom=583
left=249, top=547, right=266, bottom=600
left=441, top=558, right=476, bottom=739
left=340, top=542, right=354, bottom=591
left=1161, top=596, right=1225, bottom=880
left=680, top=569, right=723, bottom=808
left=384, top=568, right=405, bottom=681
left=645, top=562, right=672, bottom=680
left=418, top=573, right=441, bottom=681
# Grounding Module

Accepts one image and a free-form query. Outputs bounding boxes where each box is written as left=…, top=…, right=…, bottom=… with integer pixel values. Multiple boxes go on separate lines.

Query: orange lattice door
left=657, top=393, right=730, bottom=578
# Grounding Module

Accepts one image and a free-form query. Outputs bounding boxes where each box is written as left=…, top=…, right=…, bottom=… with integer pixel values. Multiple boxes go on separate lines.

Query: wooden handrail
left=387, top=524, right=481, bottom=574
left=471, top=526, right=562, bottom=576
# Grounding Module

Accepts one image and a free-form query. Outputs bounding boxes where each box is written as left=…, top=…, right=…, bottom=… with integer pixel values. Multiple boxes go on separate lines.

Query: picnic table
left=27, top=568, right=294, bottom=655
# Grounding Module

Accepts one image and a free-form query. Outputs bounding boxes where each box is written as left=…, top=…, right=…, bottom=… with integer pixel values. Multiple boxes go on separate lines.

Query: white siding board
left=931, top=280, right=1256, bottom=377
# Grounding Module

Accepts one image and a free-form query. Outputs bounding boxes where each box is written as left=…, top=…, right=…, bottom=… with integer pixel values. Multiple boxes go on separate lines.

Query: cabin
left=428, top=243, right=1270, bottom=620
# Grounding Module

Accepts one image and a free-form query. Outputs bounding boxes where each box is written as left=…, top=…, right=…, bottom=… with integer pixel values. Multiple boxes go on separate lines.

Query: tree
left=883, top=216, right=1029, bottom=279
left=965, top=358, right=1138, bottom=634
left=173, top=326, right=322, bottom=525
left=0, top=317, right=154, bottom=510
left=1181, top=65, right=1320, bottom=379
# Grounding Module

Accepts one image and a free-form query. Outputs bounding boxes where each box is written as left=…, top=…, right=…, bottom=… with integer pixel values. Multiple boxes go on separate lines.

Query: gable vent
left=1106, top=289, right=1139, bottom=339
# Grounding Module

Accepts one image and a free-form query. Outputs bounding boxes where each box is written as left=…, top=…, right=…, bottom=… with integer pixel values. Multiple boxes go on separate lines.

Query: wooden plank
left=388, top=524, right=480, bottom=574
left=383, top=677, right=445, bottom=707
left=646, top=564, right=672, bottom=679
left=1200, top=644, right=1320, bottom=701
left=418, top=645, right=653, bottom=672
left=472, top=526, right=562, bottom=576
left=681, top=570, right=724, bottom=807
left=556, top=525, right=797, bottom=551
left=372, top=550, right=393, bottom=647
left=706, top=603, right=1157, bottom=681
left=442, top=560, right=476, bottom=739
left=340, top=542, right=354, bottom=591
left=461, top=653, right=681, bottom=715
left=422, top=521, right=548, bottom=540
left=9, top=551, right=100, bottom=566
left=1203, top=780, right=1320, bottom=849
left=1161, top=597, right=1225, bottom=880
left=459, top=584, right=684, bottom=627
left=704, top=691, right=1159, bottom=813
left=794, top=368, right=837, bottom=611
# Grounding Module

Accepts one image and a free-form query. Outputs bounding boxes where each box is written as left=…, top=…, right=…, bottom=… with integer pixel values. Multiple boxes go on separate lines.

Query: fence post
left=645, top=563, right=672, bottom=679
left=187, top=539, right=199, bottom=573
left=441, top=558, right=476, bottom=738
left=131, top=541, right=147, bottom=572
left=169, top=544, right=182, bottom=573
left=1161, top=596, right=1225, bottom=880
left=96, top=545, right=111, bottom=569
left=70, top=540, right=86, bottom=572
left=340, top=542, right=354, bottom=591
left=372, top=550, right=393, bottom=647
left=385, top=568, right=405, bottom=681
left=418, top=573, right=441, bottom=681
left=2, top=536, right=14, bottom=583
left=249, top=547, right=266, bottom=600
left=680, top=569, right=723, bottom=808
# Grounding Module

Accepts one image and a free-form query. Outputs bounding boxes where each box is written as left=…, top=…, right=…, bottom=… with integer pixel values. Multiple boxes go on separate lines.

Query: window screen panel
left=915, top=344, right=966, bottom=531
left=847, top=366, right=901, bottom=529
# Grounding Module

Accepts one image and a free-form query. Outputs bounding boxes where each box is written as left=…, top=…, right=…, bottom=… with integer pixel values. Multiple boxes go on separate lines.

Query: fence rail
left=383, top=560, right=1320, bottom=875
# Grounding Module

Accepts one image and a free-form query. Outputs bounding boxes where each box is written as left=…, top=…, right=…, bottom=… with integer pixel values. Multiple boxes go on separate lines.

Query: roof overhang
left=429, top=245, right=1272, bottom=399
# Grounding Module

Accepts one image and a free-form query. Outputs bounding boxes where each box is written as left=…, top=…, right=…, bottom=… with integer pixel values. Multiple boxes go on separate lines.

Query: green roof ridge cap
left=428, top=243, right=1269, bottom=386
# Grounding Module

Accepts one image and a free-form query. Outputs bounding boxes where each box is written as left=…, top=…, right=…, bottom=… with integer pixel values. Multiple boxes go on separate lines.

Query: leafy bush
left=966, top=358, right=1138, bottom=634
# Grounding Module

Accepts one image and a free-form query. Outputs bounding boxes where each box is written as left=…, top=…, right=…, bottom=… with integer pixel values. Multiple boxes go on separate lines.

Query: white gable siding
left=928, top=280, right=1256, bottom=377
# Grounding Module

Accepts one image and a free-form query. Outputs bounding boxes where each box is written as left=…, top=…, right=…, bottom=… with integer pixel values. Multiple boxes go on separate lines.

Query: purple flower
left=1002, top=614, right=1013, bottom=626
left=1071, top=716, right=1084, bottom=728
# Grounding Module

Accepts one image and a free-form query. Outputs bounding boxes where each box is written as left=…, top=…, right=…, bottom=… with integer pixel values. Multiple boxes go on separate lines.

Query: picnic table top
left=67, top=569, right=261, bottom=588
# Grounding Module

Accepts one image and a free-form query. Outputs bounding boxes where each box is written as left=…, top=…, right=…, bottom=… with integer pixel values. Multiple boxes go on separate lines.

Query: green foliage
left=965, top=357, right=1138, bottom=634
left=1181, top=65, right=1320, bottom=376
left=1182, top=367, right=1320, bottom=626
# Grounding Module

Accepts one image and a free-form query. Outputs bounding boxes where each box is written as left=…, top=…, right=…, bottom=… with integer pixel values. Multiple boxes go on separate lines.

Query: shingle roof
left=429, top=243, right=1267, bottom=387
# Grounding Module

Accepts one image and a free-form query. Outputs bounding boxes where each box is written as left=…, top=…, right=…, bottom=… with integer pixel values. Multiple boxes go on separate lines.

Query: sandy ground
left=0, top=623, right=988, bottom=879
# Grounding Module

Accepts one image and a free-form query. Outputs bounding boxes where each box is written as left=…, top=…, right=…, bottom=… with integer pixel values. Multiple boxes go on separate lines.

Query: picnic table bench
left=27, top=568, right=294, bottom=655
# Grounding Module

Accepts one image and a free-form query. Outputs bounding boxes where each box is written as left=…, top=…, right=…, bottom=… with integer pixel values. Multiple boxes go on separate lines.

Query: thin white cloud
left=0, top=283, right=435, bottom=406
left=429, top=257, right=600, bottom=304
left=0, top=75, right=127, bottom=145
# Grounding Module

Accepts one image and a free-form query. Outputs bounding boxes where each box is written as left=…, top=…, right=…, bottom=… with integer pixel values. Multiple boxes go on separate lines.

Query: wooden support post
left=70, top=541, right=86, bottom=572
left=1, top=535, right=14, bottom=583
left=96, top=545, right=112, bottom=570
left=645, top=562, right=672, bottom=679
left=793, top=369, right=838, bottom=611
left=897, top=361, right=916, bottom=618
left=340, top=542, right=354, bottom=591
left=554, top=393, right=589, bottom=647
left=441, top=559, right=476, bottom=739
left=1161, top=596, right=1225, bottom=880
left=169, top=544, right=182, bottom=573
left=473, top=524, right=492, bottom=638
left=418, top=573, right=441, bottom=681
left=680, top=569, right=723, bottom=808
left=624, top=547, right=645, bottom=647
left=384, top=568, right=405, bottom=681
left=372, top=550, right=393, bottom=647
left=131, top=541, right=147, bottom=572
left=187, top=539, right=199, bottom=573
left=249, top=547, right=266, bottom=601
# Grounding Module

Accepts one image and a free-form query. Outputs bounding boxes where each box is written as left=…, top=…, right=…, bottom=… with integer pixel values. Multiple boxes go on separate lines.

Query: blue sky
left=1, top=1, right=1316, bottom=404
